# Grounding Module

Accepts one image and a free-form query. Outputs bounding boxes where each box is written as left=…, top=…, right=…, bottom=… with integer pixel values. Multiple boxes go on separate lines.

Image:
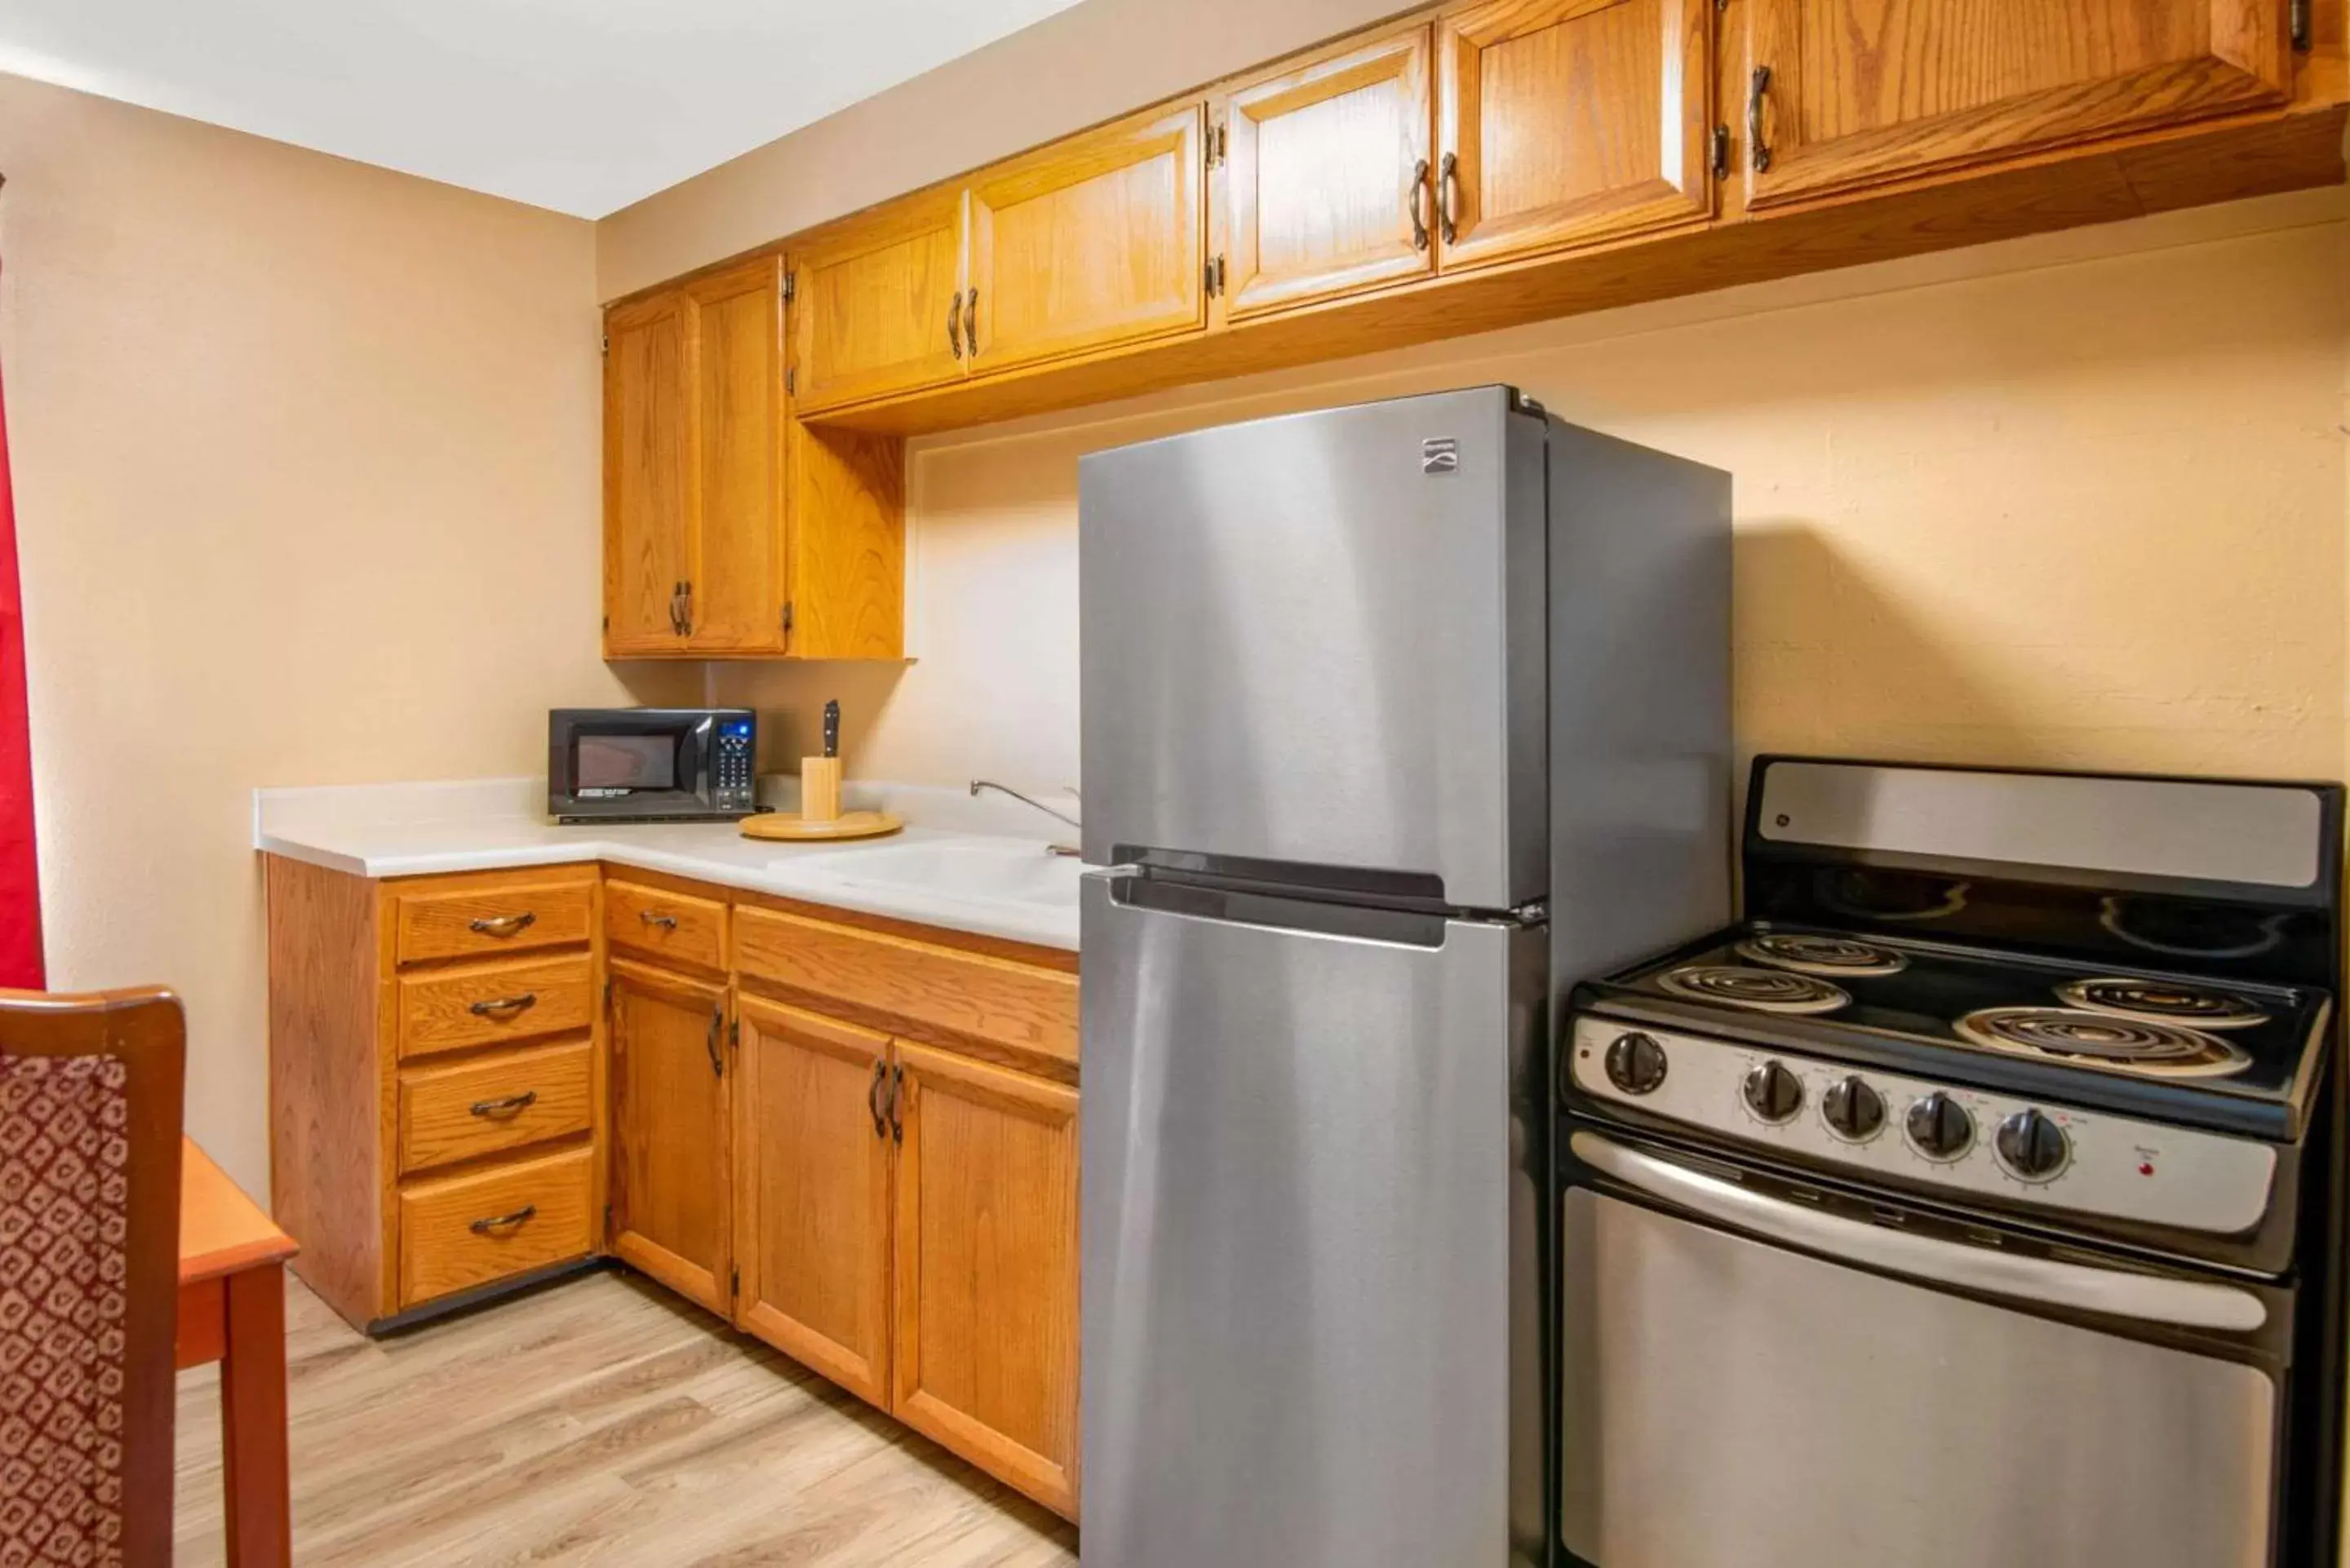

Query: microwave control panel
left=716, top=718, right=756, bottom=811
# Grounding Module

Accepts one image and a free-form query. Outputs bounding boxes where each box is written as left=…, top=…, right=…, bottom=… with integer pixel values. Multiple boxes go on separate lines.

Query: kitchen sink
left=783, top=838, right=1083, bottom=909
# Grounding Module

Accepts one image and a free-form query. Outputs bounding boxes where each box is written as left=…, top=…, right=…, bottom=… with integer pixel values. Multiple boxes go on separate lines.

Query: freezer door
left=1081, top=871, right=1548, bottom=1568
left=1080, top=387, right=1546, bottom=910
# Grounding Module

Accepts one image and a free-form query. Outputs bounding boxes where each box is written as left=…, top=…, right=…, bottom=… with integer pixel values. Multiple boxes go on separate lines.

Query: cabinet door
left=610, top=959, right=732, bottom=1314
left=1742, top=0, right=2293, bottom=210
left=1217, top=27, right=1436, bottom=321
left=892, top=1043, right=1080, bottom=1518
left=791, top=193, right=968, bottom=414
left=733, top=997, right=894, bottom=1407
left=684, top=257, right=787, bottom=654
left=602, top=290, right=691, bottom=655
left=966, top=104, right=1206, bottom=374
left=1434, top=0, right=1714, bottom=272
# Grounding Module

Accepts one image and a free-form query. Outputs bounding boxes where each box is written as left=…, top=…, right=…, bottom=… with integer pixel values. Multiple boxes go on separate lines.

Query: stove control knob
left=1820, top=1075, right=1887, bottom=1141
left=1904, top=1092, right=1975, bottom=1161
left=1995, top=1109, right=2070, bottom=1181
left=1603, top=1032, right=1669, bottom=1096
left=1741, top=1061, right=1804, bottom=1123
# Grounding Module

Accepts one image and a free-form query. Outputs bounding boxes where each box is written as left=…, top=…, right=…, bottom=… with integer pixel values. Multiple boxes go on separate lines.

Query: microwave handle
left=1572, top=1131, right=2267, bottom=1334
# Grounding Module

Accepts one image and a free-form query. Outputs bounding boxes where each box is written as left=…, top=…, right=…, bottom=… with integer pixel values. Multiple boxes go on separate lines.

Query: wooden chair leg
left=220, top=1263, right=292, bottom=1568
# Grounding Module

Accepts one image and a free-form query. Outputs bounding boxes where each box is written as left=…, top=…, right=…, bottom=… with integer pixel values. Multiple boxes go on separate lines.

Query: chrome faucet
left=969, top=779, right=1083, bottom=854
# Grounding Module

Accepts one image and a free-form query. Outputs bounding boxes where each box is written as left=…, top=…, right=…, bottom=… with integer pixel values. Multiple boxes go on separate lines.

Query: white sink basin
left=785, top=838, right=1084, bottom=909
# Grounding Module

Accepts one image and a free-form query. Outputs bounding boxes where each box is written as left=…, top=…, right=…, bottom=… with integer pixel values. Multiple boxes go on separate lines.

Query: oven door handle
left=1572, top=1132, right=2268, bottom=1333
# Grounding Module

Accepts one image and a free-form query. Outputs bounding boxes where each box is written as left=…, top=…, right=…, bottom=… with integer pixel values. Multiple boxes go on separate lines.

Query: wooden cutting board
left=739, top=810, right=904, bottom=843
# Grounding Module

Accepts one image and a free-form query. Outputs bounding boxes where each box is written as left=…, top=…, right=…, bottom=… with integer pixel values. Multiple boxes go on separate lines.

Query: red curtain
left=0, top=284, right=44, bottom=990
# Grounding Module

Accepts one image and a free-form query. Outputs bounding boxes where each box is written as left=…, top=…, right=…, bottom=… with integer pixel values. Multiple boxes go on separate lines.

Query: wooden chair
left=0, top=987, right=186, bottom=1568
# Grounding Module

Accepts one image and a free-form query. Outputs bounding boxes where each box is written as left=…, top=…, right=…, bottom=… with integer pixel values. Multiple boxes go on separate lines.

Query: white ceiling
left=0, top=0, right=1085, bottom=218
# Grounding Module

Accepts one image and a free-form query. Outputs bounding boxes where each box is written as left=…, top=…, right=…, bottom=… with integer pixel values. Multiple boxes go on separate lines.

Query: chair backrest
left=0, top=987, right=185, bottom=1568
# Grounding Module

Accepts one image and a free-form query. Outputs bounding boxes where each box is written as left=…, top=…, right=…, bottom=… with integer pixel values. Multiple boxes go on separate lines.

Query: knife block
left=800, top=757, right=843, bottom=823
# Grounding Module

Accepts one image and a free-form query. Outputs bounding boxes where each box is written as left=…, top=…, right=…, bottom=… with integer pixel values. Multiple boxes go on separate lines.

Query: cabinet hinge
left=604, top=976, right=614, bottom=1012
left=730, top=1265, right=741, bottom=1299
left=783, top=269, right=797, bottom=304
left=2291, top=0, right=2312, bottom=49
left=600, top=334, right=609, bottom=357
left=1710, top=124, right=1730, bottom=181
left=1204, top=254, right=1226, bottom=299
left=786, top=365, right=796, bottom=398
left=1204, top=122, right=1226, bottom=173
left=729, top=1017, right=740, bottom=1048
left=781, top=600, right=794, bottom=636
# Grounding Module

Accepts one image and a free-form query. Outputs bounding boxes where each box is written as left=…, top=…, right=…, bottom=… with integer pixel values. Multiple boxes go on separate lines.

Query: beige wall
left=0, top=72, right=693, bottom=1194
left=720, top=189, right=2350, bottom=808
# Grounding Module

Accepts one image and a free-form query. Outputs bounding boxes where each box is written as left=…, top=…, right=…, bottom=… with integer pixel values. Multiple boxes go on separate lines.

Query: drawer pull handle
left=468, top=992, right=538, bottom=1018
left=867, top=1059, right=889, bottom=1137
left=1748, top=65, right=1774, bottom=174
left=639, top=911, right=679, bottom=930
left=469, top=1090, right=538, bottom=1119
left=468, top=911, right=537, bottom=937
left=468, top=1204, right=537, bottom=1235
left=1438, top=152, right=1459, bottom=245
left=1408, top=157, right=1431, bottom=251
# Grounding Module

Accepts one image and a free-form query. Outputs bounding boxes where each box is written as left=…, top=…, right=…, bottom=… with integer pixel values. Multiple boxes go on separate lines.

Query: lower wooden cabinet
left=891, top=1042, right=1081, bottom=1517
left=610, top=957, right=734, bottom=1314
left=733, top=996, right=897, bottom=1406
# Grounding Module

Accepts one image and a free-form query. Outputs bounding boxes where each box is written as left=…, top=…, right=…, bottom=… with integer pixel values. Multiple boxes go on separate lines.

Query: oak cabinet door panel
left=734, top=998, right=895, bottom=1407
left=1437, top=0, right=1714, bottom=271
left=966, top=104, right=1206, bottom=374
left=791, top=194, right=968, bottom=413
left=685, top=259, right=787, bottom=653
left=602, top=293, right=691, bottom=655
left=1219, top=27, right=1437, bottom=320
left=891, top=1043, right=1080, bottom=1518
left=610, top=959, right=732, bottom=1313
left=1742, top=0, right=2295, bottom=209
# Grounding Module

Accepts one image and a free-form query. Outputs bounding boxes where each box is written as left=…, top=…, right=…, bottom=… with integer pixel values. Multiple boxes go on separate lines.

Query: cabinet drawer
left=396, top=878, right=593, bottom=966
left=398, top=1145, right=595, bottom=1308
left=399, top=953, right=596, bottom=1060
left=605, top=879, right=728, bottom=972
left=399, top=1037, right=595, bottom=1175
left=734, top=905, right=1077, bottom=1074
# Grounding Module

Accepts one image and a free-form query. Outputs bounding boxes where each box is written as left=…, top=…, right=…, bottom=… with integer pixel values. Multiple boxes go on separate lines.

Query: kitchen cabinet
left=891, top=1042, right=1080, bottom=1519
left=965, top=103, right=1207, bottom=373
left=1739, top=0, right=2296, bottom=210
left=1214, top=25, right=1437, bottom=321
left=1434, top=0, right=1715, bottom=271
left=791, top=191, right=969, bottom=414
left=733, top=995, right=896, bottom=1408
left=604, top=254, right=907, bottom=660
left=609, top=957, right=733, bottom=1314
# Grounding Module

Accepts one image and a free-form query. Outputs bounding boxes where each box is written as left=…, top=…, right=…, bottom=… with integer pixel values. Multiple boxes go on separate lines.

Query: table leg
left=219, top=1262, right=292, bottom=1568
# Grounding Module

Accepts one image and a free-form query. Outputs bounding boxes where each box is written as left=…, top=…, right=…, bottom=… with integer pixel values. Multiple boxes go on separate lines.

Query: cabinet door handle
left=469, top=1204, right=537, bottom=1235
left=867, top=1059, right=889, bottom=1137
left=668, top=581, right=689, bottom=636
left=706, top=1005, right=725, bottom=1078
left=889, top=1064, right=906, bottom=1144
left=948, top=290, right=964, bottom=358
left=1437, top=153, right=1460, bottom=245
left=469, top=1090, right=539, bottom=1119
left=468, top=992, right=537, bottom=1018
left=1408, top=158, right=1431, bottom=251
left=468, top=911, right=536, bottom=937
left=1748, top=65, right=1774, bottom=174
left=964, top=289, right=979, bottom=361
left=638, top=910, right=678, bottom=930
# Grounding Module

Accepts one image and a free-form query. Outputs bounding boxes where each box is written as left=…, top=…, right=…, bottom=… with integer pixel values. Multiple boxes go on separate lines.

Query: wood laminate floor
left=173, top=1268, right=1080, bottom=1567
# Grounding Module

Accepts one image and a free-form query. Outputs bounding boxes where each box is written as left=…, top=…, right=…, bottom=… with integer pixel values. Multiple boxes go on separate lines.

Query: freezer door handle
left=1572, top=1131, right=2267, bottom=1333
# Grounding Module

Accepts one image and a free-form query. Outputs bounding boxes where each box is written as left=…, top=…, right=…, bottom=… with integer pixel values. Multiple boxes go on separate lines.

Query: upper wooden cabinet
left=791, top=191, right=969, bottom=414
left=604, top=255, right=906, bottom=661
left=1435, top=0, right=1715, bottom=271
left=1740, top=0, right=2297, bottom=209
left=1214, top=27, right=1437, bottom=320
left=965, top=104, right=1208, bottom=373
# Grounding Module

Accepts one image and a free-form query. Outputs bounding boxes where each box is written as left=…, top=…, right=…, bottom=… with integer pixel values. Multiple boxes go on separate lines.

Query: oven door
left=548, top=709, right=717, bottom=822
left=1559, top=1126, right=2289, bottom=1568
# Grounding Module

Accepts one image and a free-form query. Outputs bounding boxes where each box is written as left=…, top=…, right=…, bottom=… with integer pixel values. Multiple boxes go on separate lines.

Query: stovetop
left=1580, top=921, right=2334, bottom=1141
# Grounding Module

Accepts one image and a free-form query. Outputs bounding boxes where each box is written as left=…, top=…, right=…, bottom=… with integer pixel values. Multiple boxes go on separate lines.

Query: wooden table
left=176, top=1137, right=298, bottom=1568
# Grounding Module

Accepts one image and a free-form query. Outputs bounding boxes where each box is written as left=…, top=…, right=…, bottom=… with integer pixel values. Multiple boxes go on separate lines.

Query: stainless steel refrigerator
left=1079, top=385, right=1731, bottom=1567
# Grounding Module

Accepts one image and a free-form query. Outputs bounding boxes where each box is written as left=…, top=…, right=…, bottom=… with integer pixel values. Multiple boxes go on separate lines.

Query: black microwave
left=548, top=708, right=757, bottom=823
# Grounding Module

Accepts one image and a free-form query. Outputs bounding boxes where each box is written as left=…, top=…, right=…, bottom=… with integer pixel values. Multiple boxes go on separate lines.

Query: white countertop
left=255, top=777, right=1083, bottom=951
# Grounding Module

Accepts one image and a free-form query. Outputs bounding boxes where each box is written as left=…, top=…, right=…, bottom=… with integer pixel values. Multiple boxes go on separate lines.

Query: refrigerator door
left=1080, top=386, right=1547, bottom=911
left=1081, top=871, right=1548, bottom=1568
